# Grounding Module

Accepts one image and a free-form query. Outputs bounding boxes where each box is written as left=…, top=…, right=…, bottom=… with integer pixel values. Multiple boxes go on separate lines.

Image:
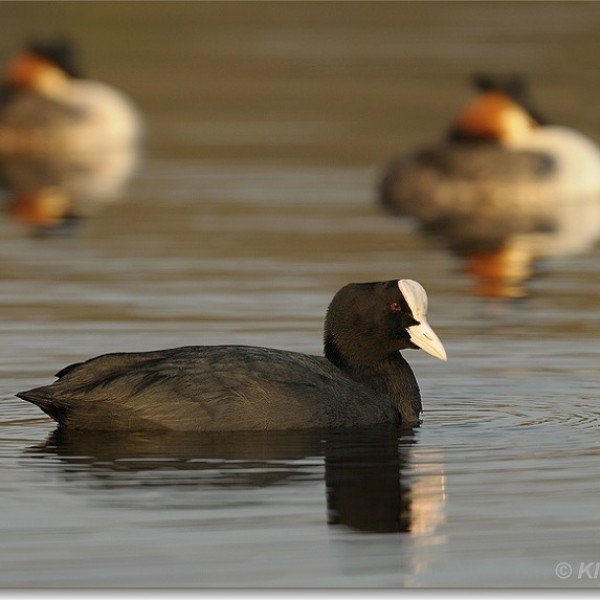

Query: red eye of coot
left=390, top=302, right=402, bottom=312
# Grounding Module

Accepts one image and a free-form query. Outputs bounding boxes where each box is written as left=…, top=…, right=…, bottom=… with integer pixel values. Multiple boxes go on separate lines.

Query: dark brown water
left=1, top=1, right=600, bottom=588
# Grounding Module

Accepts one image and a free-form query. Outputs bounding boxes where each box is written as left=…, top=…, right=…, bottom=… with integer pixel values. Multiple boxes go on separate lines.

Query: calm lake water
left=1, top=1, right=600, bottom=589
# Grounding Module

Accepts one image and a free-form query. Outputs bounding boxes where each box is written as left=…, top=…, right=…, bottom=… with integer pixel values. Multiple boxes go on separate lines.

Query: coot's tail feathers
left=16, top=387, right=68, bottom=425
left=55, top=361, right=85, bottom=379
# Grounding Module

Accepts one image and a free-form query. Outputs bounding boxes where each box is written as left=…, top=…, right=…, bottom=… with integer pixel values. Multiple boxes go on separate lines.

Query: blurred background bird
left=379, top=74, right=600, bottom=298
left=0, top=38, right=144, bottom=234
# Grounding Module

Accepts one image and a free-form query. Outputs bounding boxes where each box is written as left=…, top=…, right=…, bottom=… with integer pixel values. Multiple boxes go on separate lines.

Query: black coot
left=16, top=279, right=447, bottom=431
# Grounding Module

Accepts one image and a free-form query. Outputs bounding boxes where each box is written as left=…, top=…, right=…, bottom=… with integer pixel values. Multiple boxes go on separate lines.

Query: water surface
left=1, top=2, right=600, bottom=588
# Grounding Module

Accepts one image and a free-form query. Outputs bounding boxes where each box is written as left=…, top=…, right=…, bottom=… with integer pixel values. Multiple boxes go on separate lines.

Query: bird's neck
left=324, top=337, right=422, bottom=424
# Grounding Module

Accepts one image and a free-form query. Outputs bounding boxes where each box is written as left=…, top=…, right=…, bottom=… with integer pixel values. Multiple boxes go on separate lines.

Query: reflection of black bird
left=29, top=427, right=421, bottom=534
left=29, top=428, right=327, bottom=489
left=0, top=38, right=143, bottom=231
left=380, top=74, right=600, bottom=298
left=325, top=429, right=415, bottom=533
left=17, top=279, right=446, bottom=431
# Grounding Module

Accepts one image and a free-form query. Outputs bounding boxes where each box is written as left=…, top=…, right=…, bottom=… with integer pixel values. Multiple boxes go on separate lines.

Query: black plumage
left=17, top=280, right=446, bottom=431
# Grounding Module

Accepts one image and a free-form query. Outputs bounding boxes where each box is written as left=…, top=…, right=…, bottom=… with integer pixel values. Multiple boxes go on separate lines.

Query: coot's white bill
left=398, top=279, right=447, bottom=361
